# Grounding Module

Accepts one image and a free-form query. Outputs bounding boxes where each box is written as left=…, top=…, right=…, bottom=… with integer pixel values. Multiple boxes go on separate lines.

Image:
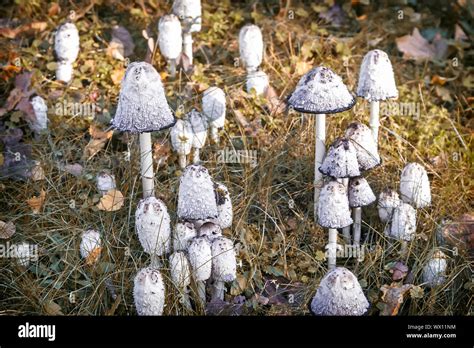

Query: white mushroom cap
left=348, top=177, right=376, bottom=208
left=357, top=49, right=398, bottom=102
left=172, top=0, right=202, bottom=33
left=211, top=236, right=237, bottom=282
left=246, top=70, right=269, bottom=95
left=213, top=182, right=233, bottom=229
left=422, top=250, right=448, bottom=287
left=133, top=267, right=165, bottom=315
left=387, top=202, right=416, bottom=241
left=202, top=87, right=226, bottom=123
left=173, top=221, right=197, bottom=251
left=170, top=119, right=193, bottom=156
left=345, top=122, right=380, bottom=171
left=319, top=138, right=361, bottom=178
left=318, top=180, right=353, bottom=229
left=112, top=62, right=176, bottom=133
left=239, top=24, right=263, bottom=72
left=177, top=165, right=219, bottom=221
left=56, top=61, right=73, bottom=82
left=188, top=236, right=212, bottom=281
left=378, top=189, right=401, bottom=223
left=310, top=267, right=369, bottom=316
left=29, top=96, right=48, bottom=133
left=198, top=222, right=223, bottom=241
left=54, top=22, right=80, bottom=63
left=96, top=172, right=116, bottom=195
left=187, top=109, right=208, bottom=149
left=169, top=251, right=192, bottom=288
left=158, top=14, right=183, bottom=60
left=135, top=197, right=171, bottom=256
left=13, top=242, right=38, bottom=267
left=80, top=229, right=101, bottom=260
left=288, top=66, right=355, bottom=114
left=400, top=162, right=431, bottom=209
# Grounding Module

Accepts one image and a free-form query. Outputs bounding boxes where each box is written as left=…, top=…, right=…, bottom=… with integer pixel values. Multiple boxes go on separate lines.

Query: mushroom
left=13, top=242, right=37, bottom=267
left=211, top=236, right=237, bottom=300
left=386, top=202, right=416, bottom=254
left=111, top=61, right=176, bottom=198
left=55, top=60, right=74, bottom=83
left=135, top=196, right=171, bottom=267
left=239, top=24, right=263, bottom=74
left=202, top=87, right=226, bottom=144
left=187, top=109, right=208, bottom=164
left=80, top=229, right=101, bottom=264
left=348, top=177, right=376, bottom=247
left=170, top=118, right=193, bottom=169
left=246, top=70, right=269, bottom=96
left=198, top=221, right=223, bottom=241
left=169, top=251, right=192, bottom=310
left=310, top=267, right=369, bottom=316
left=422, top=250, right=448, bottom=287
left=54, top=22, right=80, bottom=82
left=188, top=236, right=212, bottom=305
left=172, top=0, right=202, bottom=66
left=173, top=222, right=197, bottom=251
left=288, top=66, right=355, bottom=220
left=356, top=49, right=398, bottom=145
left=29, top=96, right=48, bottom=134
left=177, top=165, right=218, bottom=222
left=213, top=182, right=233, bottom=229
left=345, top=122, right=380, bottom=171
left=96, top=172, right=116, bottom=195
left=318, top=180, right=353, bottom=270
left=158, top=14, right=183, bottom=78
left=133, top=267, right=166, bottom=315
left=319, top=137, right=361, bottom=179
left=400, top=162, right=431, bottom=209
left=378, top=189, right=401, bottom=223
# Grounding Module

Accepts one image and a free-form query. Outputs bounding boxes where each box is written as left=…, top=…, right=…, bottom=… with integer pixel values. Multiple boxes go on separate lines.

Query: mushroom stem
left=352, top=207, right=362, bottom=246
left=179, top=154, right=187, bottom=169
left=180, top=290, right=192, bottom=311
left=212, top=280, right=225, bottom=301
left=327, top=228, right=338, bottom=270
left=150, top=253, right=161, bottom=269
left=139, top=132, right=155, bottom=198
left=169, top=59, right=177, bottom=78
left=193, top=148, right=200, bottom=164
left=341, top=178, right=351, bottom=244
left=314, top=114, right=326, bottom=220
left=210, top=125, right=219, bottom=144
left=183, top=31, right=193, bottom=66
left=197, top=280, right=206, bottom=305
left=369, top=100, right=380, bottom=146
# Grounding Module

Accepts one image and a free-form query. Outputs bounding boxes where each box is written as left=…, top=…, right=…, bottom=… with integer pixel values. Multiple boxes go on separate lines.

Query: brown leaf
left=48, top=3, right=61, bottom=16
left=107, top=25, right=135, bottom=60
left=0, top=22, right=48, bottom=39
left=265, top=85, right=286, bottom=115
left=0, top=220, right=16, bottom=239
left=27, top=190, right=46, bottom=214
left=110, top=67, right=125, bottom=85
left=43, top=300, right=64, bottom=315
left=396, top=28, right=435, bottom=61
left=83, top=125, right=113, bottom=160
left=63, top=163, right=83, bottom=177
left=379, top=282, right=413, bottom=316
left=85, top=247, right=102, bottom=265
left=97, top=189, right=124, bottom=211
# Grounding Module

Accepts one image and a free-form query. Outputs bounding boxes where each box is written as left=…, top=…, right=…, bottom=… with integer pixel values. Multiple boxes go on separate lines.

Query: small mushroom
left=173, top=222, right=197, bottom=251
left=348, top=177, right=376, bottom=246
left=319, top=137, right=360, bottom=179
left=345, top=122, right=380, bottom=171
left=96, top=172, right=116, bottom=195
left=202, top=87, right=226, bottom=144
left=133, top=267, right=165, bottom=316
left=246, top=70, right=269, bottom=96
left=213, top=182, right=233, bottom=229
left=422, top=250, right=448, bottom=287
left=29, top=96, right=48, bottom=134
left=198, top=221, right=222, bottom=241
left=310, top=267, right=369, bottom=316
left=170, top=118, right=193, bottom=169
left=158, top=14, right=183, bottom=77
left=239, top=24, right=263, bottom=74
left=169, top=251, right=192, bottom=310
left=187, top=109, right=208, bottom=164
left=211, top=236, right=237, bottom=300
left=387, top=202, right=416, bottom=254
left=54, top=22, right=80, bottom=82
left=400, top=162, right=431, bottom=209
left=80, top=229, right=101, bottom=264
left=378, top=189, right=401, bottom=223
left=188, top=236, right=212, bottom=305
left=173, top=0, right=202, bottom=66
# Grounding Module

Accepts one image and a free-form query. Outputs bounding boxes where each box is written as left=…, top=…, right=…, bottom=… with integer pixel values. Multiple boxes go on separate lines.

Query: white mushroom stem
left=341, top=178, right=351, bottom=244
left=179, top=154, right=187, bottom=169
left=139, top=132, right=155, bottom=198
left=197, top=280, right=206, bottom=305
left=212, top=280, right=225, bottom=301
left=193, top=148, right=201, bottom=164
left=210, top=125, right=219, bottom=144
left=327, top=228, right=338, bottom=270
left=150, top=254, right=161, bottom=268
left=180, top=289, right=192, bottom=311
left=183, top=32, right=193, bottom=65
left=369, top=101, right=380, bottom=147
left=314, top=114, right=326, bottom=220
left=169, top=59, right=177, bottom=78
left=352, top=207, right=362, bottom=246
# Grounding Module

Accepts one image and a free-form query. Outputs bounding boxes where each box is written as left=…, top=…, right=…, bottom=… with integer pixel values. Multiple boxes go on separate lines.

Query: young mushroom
left=188, top=236, right=212, bottom=306
left=348, top=177, right=376, bottom=247
left=198, top=221, right=223, bottom=241
left=378, top=189, right=401, bottom=223
left=133, top=267, right=166, bottom=315
left=54, top=23, right=80, bottom=82
left=80, top=229, right=102, bottom=265
left=386, top=202, right=416, bottom=254
left=170, top=118, right=193, bottom=169
left=246, top=70, right=269, bottom=96
left=357, top=49, right=398, bottom=145
left=345, top=122, right=380, bottom=171
left=187, top=109, right=208, bottom=164
left=288, top=66, right=356, bottom=220
left=172, top=0, right=202, bottom=66
left=158, top=14, right=183, bottom=78
left=400, top=162, right=431, bottom=209
left=169, top=251, right=192, bottom=310
left=96, top=172, right=116, bottom=195
left=202, top=87, right=226, bottom=144
left=211, top=236, right=237, bottom=300
left=422, top=250, right=448, bottom=287
left=173, top=222, right=197, bottom=251
left=239, top=24, right=263, bottom=74
left=310, top=267, right=369, bottom=316
left=111, top=61, right=176, bottom=198
left=213, top=182, right=233, bottom=229
left=29, top=96, right=48, bottom=134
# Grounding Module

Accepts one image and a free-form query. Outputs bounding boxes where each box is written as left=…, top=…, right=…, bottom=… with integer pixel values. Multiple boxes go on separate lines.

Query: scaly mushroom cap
left=56, top=61, right=73, bottom=82
left=211, top=236, right=237, bottom=282
left=135, top=197, right=171, bottom=256
left=213, top=182, right=233, bottom=229
left=239, top=24, right=263, bottom=71
left=54, top=22, right=80, bottom=63
left=170, top=119, right=193, bottom=156
left=187, top=109, right=208, bottom=149
left=177, top=165, right=219, bottom=221
left=348, top=177, right=376, bottom=208
left=112, top=62, right=176, bottom=133
left=422, top=250, right=448, bottom=287
left=310, top=267, right=369, bottom=316
left=288, top=66, right=355, bottom=114
left=246, top=70, right=269, bottom=95
left=173, top=222, right=197, bottom=251
left=198, top=222, right=223, bottom=241
left=169, top=251, right=192, bottom=288
left=400, top=162, right=431, bottom=208
left=172, top=0, right=202, bottom=33
left=133, top=267, right=165, bottom=315
left=14, top=242, right=37, bottom=267
left=30, top=96, right=48, bottom=133
left=357, top=49, right=398, bottom=102
left=345, top=122, right=380, bottom=171
left=188, top=236, right=212, bottom=281
left=96, top=172, right=116, bottom=195
left=318, top=180, right=353, bottom=229
left=387, top=202, right=416, bottom=241
left=158, top=14, right=183, bottom=60
left=319, top=138, right=361, bottom=178
left=378, top=189, right=401, bottom=223
left=80, top=229, right=101, bottom=260
left=202, top=87, right=226, bottom=123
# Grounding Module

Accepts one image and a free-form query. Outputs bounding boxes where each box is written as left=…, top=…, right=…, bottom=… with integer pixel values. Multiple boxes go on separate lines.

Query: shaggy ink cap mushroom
left=287, top=66, right=355, bottom=114
left=319, top=137, right=361, bottom=178
left=198, top=222, right=222, bottom=241
left=357, top=49, right=398, bottom=102
left=80, top=229, right=101, bottom=260
left=202, top=87, right=226, bottom=123
left=170, top=119, right=193, bottom=156
left=30, top=96, right=48, bottom=133
left=188, top=236, right=212, bottom=281
left=378, top=189, right=401, bottom=223
left=387, top=202, right=416, bottom=241
left=348, top=177, right=376, bottom=208
left=213, top=182, right=233, bottom=229
left=211, top=236, right=237, bottom=283
left=172, top=0, right=202, bottom=33
left=239, top=24, right=264, bottom=72
left=133, top=267, right=165, bottom=315
left=54, top=22, right=80, bottom=63
left=400, top=162, right=431, bottom=209
left=111, top=62, right=176, bottom=133
left=173, top=222, right=197, bottom=251
left=310, top=267, right=369, bottom=316
left=169, top=251, right=192, bottom=288
left=422, top=250, right=448, bottom=287
left=187, top=109, right=208, bottom=149
left=158, top=14, right=183, bottom=61
left=246, top=70, right=269, bottom=95
left=318, top=180, right=353, bottom=229
left=345, top=122, right=381, bottom=171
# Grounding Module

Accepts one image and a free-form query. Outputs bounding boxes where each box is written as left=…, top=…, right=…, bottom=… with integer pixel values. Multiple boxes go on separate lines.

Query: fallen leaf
left=48, top=3, right=61, bottom=16
left=379, top=282, right=413, bottom=316
left=0, top=220, right=16, bottom=239
left=396, top=28, right=436, bottom=61
left=388, top=261, right=409, bottom=281
left=153, top=141, right=170, bottom=168
left=265, top=85, right=286, bottom=115
left=43, top=300, right=64, bottom=315
left=0, top=22, right=47, bottom=39
left=27, top=190, right=46, bottom=214
left=29, top=162, right=45, bottom=181
left=83, top=125, right=113, bottom=160
left=205, top=297, right=246, bottom=316
left=63, top=163, right=83, bottom=177
left=431, top=75, right=447, bottom=86
left=86, top=247, right=102, bottom=265
left=97, top=189, right=124, bottom=211
left=107, top=25, right=135, bottom=61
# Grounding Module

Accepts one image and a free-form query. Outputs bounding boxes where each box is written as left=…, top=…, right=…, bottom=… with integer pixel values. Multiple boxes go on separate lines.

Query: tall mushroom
left=111, top=62, right=176, bottom=198
left=211, top=236, right=236, bottom=300
left=170, top=118, right=193, bottom=169
left=187, top=109, right=208, bottom=164
left=202, top=87, right=226, bottom=144
left=169, top=251, right=192, bottom=310
left=188, top=236, right=212, bottom=306
left=172, top=0, right=201, bottom=66
left=348, top=177, right=376, bottom=247
left=400, top=162, right=431, bottom=209
left=288, top=66, right=356, bottom=220
left=158, top=14, right=183, bottom=78
left=356, top=49, right=398, bottom=145
left=54, top=22, right=80, bottom=83
left=239, top=24, right=263, bottom=74
left=133, top=266, right=166, bottom=315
